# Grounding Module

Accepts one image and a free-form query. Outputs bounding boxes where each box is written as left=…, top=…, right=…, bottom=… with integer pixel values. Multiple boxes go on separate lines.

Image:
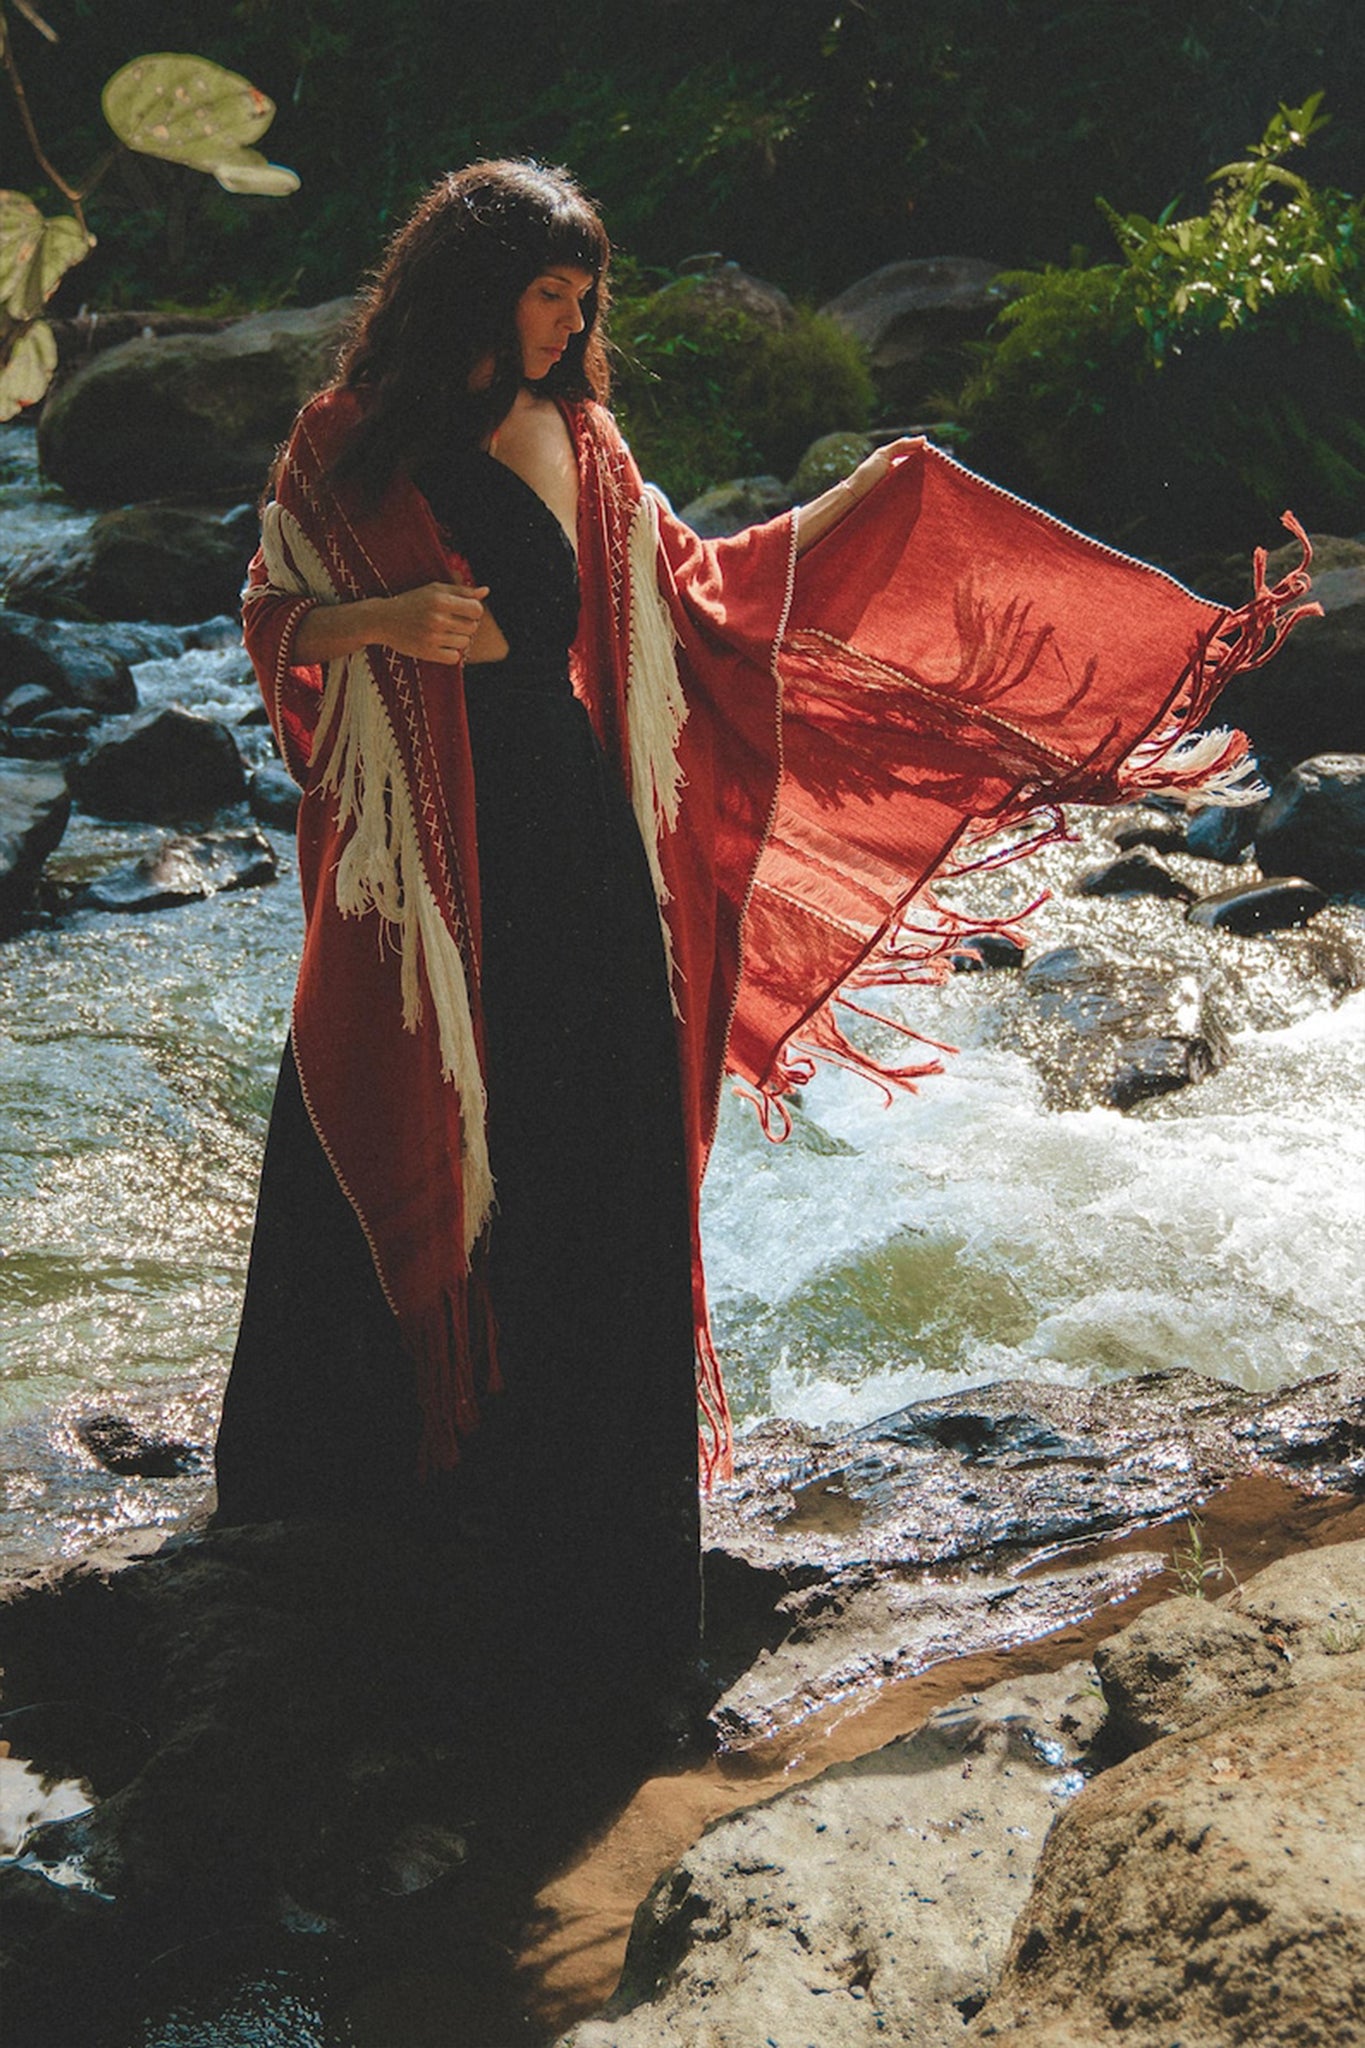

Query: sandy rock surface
left=972, top=1676, right=1365, bottom=2046
left=556, top=1664, right=1104, bottom=2048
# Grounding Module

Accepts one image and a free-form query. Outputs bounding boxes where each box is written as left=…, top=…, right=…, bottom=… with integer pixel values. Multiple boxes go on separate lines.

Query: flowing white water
left=1, top=427, right=1363, bottom=1567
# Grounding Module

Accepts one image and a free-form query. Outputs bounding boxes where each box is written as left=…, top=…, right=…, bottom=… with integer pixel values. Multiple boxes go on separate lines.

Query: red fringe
left=695, top=1304, right=734, bottom=1488
left=1191, top=514, right=1319, bottom=713
left=414, top=1242, right=499, bottom=1479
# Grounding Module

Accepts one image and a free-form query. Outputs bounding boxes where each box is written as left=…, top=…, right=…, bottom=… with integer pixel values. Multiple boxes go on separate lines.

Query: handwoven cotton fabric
left=243, top=391, right=1312, bottom=1480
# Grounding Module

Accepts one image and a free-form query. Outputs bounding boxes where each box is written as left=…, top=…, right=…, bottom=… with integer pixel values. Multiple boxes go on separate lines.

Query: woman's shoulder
left=290, top=383, right=366, bottom=459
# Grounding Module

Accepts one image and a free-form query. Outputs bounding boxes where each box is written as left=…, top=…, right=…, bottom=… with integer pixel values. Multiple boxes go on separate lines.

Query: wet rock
left=1186, top=875, right=1327, bottom=935
left=973, top=1677, right=1365, bottom=2046
left=1254, top=752, right=1365, bottom=894
left=2, top=704, right=99, bottom=761
left=952, top=930, right=1027, bottom=971
left=1110, top=818, right=1189, bottom=856
left=0, top=1699, right=152, bottom=1800
left=1, top=681, right=58, bottom=726
left=0, top=613, right=151, bottom=715
left=0, top=757, right=70, bottom=934
left=75, top=829, right=277, bottom=912
left=679, top=474, right=791, bottom=538
left=67, top=707, right=247, bottom=821
left=1184, top=800, right=1260, bottom=863
left=1014, top=945, right=1228, bottom=1111
left=7, top=503, right=256, bottom=626
left=1209, top=542, right=1365, bottom=785
left=37, top=299, right=355, bottom=504
left=74, top=1414, right=205, bottom=1479
left=557, top=1664, right=1104, bottom=2048
left=247, top=761, right=301, bottom=830
left=1093, top=1600, right=1290, bottom=1755
left=1074, top=850, right=1195, bottom=903
left=702, top=1365, right=1365, bottom=1752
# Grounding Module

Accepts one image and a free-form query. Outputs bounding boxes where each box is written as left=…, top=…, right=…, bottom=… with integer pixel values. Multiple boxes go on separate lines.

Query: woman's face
left=514, top=266, right=595, bottom=381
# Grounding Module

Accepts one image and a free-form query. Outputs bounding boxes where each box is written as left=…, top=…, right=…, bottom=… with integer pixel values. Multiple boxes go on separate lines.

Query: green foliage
left=958, top=97, right=1365, bottom=555
left=0, top=12, right=297, bottom=418
left=610, top=275, right=874, bottom=504
left=0, top=189, right=92, bottom=418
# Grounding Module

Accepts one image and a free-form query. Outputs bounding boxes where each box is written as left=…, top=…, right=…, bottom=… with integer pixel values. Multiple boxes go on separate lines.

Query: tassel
left=625, top=491, right=690, bottom=1013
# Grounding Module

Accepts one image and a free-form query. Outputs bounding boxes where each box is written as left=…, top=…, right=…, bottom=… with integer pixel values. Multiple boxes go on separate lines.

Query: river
left=2, top=423, right=1363, bottom=1576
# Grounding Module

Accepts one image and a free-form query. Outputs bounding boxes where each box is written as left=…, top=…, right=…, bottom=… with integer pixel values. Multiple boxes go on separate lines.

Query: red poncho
left=244, top=389, right=1311, bottom=1481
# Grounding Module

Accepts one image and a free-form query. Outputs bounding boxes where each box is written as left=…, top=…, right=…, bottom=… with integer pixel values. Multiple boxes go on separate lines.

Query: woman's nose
left=566, top=299, right=586, bottom=333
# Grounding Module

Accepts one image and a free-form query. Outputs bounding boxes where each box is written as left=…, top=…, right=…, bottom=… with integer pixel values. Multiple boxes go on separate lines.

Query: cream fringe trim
left=259, top=504, right=493, bottom=1258
left=625, top=490, right=688, bottom=1013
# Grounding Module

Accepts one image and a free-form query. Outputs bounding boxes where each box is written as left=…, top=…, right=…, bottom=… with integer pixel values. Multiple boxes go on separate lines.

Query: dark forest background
left=6, top=0, right=1362, bottom=310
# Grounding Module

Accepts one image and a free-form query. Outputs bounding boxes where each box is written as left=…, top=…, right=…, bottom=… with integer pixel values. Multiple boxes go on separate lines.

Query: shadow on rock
left=0, top=1515, right=745, bottom=2047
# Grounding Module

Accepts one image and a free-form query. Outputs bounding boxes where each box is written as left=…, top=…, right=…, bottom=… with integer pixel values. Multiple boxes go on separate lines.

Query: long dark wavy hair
left=329, top=160, right=611, bottom=500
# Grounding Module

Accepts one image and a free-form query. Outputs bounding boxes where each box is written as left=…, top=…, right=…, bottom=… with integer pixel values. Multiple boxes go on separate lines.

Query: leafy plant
left=958, top=97, right=1365, bottom=556
left=611, top=273, right=874, bottom=505
left=0, top=6, right=298, bottom=419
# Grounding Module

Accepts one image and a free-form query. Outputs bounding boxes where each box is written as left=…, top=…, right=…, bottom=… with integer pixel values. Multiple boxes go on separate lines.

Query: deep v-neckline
left=485, top=401, right=579, bottom=557
left=479, top=448, right=579, bottom=564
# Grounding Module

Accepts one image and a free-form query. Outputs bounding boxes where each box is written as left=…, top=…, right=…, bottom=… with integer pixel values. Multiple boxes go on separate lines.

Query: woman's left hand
left=794, top=437, right=916, bottom=556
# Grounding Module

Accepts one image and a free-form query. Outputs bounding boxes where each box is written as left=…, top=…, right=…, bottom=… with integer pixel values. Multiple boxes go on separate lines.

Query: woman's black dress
left=214, top=450, right=702, bottom=1697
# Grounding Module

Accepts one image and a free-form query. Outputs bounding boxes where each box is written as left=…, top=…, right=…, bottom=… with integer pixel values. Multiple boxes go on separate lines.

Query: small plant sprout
left=1167, top=1513, right=1235, bottom=1599
left=1321, top=1608, right=1365, bottom=1657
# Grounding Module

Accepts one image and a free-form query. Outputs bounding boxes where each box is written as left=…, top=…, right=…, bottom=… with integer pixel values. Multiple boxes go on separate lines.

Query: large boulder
left=820, top=256, right=1005, bottom=409
left=1254, top=753, right=1365, bottom=894
left=973, top=1677, right=1365, bottom=2046
left=0, top=757, right=70, bottom=933
left=38, top=300, right=354, bottom=504
left=974, top=1541, right=1365, bottom=2045
left=7, top=504, right=257, bottom=625
left=67, top=707, right=247, bottom=821
left=556, top=1664, right=1104, bottom=2048
left=659, top=262, right=796, bottom=331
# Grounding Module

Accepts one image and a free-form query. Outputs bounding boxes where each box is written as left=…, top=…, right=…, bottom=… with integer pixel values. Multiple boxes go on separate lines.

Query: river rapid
left=2, top=425, right=1364, bottom=1576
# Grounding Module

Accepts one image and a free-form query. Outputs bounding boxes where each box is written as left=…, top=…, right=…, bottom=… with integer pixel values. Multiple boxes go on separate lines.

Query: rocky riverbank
left=2, top=1368, right=1365, bottom=2045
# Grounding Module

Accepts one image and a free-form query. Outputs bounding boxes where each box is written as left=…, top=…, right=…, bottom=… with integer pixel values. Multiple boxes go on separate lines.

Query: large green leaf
left=0, top=194, right=92, bottom=321
left=102, top=54, right=276, bottom=170
left=0, top=193, right=43, bottom=309
left=0, top=320, right=57, bottom=421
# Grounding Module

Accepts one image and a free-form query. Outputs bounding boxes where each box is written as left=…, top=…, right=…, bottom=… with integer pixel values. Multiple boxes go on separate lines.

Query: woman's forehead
left=533, top=265, right=596, bottom=291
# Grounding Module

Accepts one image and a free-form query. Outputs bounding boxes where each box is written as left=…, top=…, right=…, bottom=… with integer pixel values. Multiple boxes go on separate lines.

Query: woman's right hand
left=291, top=581, right=492, bottom=667
left=380, top=581, right=491, bottom=662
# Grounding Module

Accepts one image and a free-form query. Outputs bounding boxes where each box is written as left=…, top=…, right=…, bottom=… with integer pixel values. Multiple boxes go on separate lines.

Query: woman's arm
left=793, top=440, right=915, bottom=556
left=292, top=579, right=492, bottom=664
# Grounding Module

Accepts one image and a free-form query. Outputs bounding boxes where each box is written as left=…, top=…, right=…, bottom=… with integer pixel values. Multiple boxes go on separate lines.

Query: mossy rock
left=790, top=432, right=875, bottom=499
left=613, top=275, right=873, bottom=507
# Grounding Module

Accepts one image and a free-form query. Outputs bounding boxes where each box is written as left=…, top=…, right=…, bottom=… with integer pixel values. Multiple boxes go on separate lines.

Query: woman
left=215, top=160, right=1307, bottom=1707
